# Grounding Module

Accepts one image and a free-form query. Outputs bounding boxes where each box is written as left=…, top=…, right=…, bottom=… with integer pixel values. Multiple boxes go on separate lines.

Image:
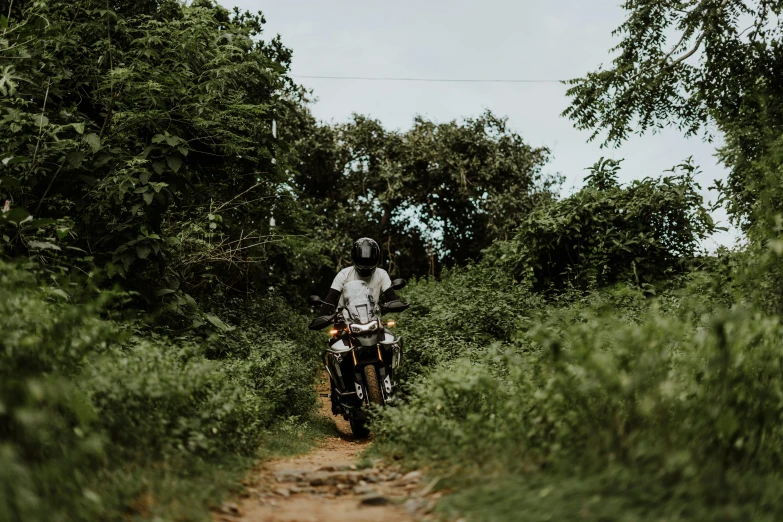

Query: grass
left=110, top=413, right=338, bottom=521
left=435, top=469, right=783, bottom=522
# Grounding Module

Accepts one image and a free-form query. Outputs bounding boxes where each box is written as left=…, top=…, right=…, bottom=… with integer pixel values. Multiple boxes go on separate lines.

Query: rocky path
left=213, top=384, right=441, bottom=522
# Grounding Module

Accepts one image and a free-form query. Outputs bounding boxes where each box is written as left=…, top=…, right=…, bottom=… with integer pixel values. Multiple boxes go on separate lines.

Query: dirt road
left=213, top=386, right=441, bottom=522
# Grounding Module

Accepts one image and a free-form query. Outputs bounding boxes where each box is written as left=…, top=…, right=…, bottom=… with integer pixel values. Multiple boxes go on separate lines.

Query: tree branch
left=668, top=0, right=728, bottom=65
left=629, top=0, right=729, bottom=82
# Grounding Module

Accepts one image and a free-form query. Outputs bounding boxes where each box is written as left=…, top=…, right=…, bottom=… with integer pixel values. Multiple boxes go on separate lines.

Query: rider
left=318, top=237, right=406, bottom=316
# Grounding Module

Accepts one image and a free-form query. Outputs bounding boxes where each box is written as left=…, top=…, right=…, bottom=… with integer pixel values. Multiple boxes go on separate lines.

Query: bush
left=376, top=273, right=783, bottom=519
left=391, top=264, right=542, bottom=386
left=488, top=158, right=715, bottom=291
left=0, top=260, right=321, bottom=521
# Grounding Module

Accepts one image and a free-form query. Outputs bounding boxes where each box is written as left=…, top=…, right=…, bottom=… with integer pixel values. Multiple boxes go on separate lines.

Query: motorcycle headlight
left=349, top=321, right=380, bottom=334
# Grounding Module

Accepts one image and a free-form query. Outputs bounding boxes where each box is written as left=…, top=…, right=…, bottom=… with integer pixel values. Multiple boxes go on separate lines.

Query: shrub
left=0, top=260, right=321, bottom=521
left=488, top=158, right=715, bottom=291
left=391, top=264, right=542, bottom=385
left=375, top=285, right=783, bottom=519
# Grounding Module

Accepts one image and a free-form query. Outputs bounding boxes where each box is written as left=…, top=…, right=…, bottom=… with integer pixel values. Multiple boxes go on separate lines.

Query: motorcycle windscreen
left=341, top=280, right=376, bottom=323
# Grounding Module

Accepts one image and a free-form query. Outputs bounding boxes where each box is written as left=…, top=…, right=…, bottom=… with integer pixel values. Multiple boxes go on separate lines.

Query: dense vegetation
left=368, top=2, right=783, bottom=521
left=1, top=261, right=322, bottom=520
left=3, top=0, right=783, bottom=520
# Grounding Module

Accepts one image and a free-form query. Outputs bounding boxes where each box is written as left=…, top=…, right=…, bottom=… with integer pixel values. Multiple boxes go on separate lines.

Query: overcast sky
left=232, top=0, right=740, bottom=250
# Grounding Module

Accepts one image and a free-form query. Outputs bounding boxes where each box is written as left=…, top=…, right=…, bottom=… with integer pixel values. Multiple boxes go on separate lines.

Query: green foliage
left=0, top=0, right=327, bottom=302
left=0, top=260, right=321, bottom=521
left=376, top=267, right=783, bottom=520
left=7, top=1, right=782, bottom=521
left=390, top=264, right=541, bottom=386
left=488, top=158, right=715, bottom=290
left=291, top=110, right=557, bottom=278
left=563, top=0, right=783, bottom=230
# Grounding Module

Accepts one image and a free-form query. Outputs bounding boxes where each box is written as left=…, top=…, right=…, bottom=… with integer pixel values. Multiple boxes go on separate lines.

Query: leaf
left=26, top=218, right=56, bottom=229
left=4, top=207, right=30, bottom=225
left=28, top=241, right=61, bottom=251
left=67, top=151, right=85, bottom=168
left=152, top=134, right=166, bottom=144
left=94, top=154, right=112, bottom=167
left=0, top=15, right=8, bottom=29
left=183, top=293, right=197, bottom=309
left=716, top=411, right=739, bottom=438
left=3, top=156, right=29, bottom=165
left=33, top=114, right=49, bottom=127
left=165, top=135, right=179, bottom=147
left=166, top=155, right=182, bottom=173
left=83, top=133, right=101, bottom=153
left=140, top=171, right=151, bottom=184
left=136, top=244, right=152, bottom=259
left=177, top=146, right=189, bottom=157
left=121, top=253, right=134, bottom=271
left=156, top=288, right=176, bottom=296
left=79, top=175, right=97, bottom=186
left=152, top=162, right=164, bottom=175
left=143, top=192, right=153, bottom=205
left=140, top=145, right=155, bottom=159
left=72, top=122, right=85, bottom=134
left=0, top=176, right=21, bottom=188
left=49, top=288, right=69, bottom=300
left=205, top=313, right=233, bottom=332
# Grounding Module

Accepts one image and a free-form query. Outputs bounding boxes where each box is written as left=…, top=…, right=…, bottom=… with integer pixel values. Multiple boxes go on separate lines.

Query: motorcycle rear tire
left=363, top=364, right=384, bottom=406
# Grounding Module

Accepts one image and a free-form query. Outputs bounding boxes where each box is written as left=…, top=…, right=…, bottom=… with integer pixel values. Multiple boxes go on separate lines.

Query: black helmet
left=352, top=238, right=381, bottom=277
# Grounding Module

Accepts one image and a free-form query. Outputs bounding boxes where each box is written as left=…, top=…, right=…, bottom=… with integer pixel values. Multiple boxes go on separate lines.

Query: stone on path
left=397, top=470, right=422, bottom=485
left=359, top=493, right=391, bottom=506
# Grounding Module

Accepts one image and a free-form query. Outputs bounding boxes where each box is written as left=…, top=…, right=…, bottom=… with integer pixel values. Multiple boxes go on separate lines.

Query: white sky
left=232, top=0, right=741, bottom=250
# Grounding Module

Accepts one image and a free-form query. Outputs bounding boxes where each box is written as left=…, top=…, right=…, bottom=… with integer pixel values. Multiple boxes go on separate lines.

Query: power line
left=291, top=74, right=564, bottom=84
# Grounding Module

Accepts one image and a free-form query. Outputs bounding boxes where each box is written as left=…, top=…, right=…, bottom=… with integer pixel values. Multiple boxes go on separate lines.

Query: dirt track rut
left=213, top=384, right=441, bottom=522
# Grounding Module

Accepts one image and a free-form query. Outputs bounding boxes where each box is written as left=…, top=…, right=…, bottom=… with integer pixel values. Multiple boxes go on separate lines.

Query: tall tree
left=0, top=0, right=325, bottom=303
left=563, top=0, right=783, bottom=227
left=291, top=110, right=556, bottom=278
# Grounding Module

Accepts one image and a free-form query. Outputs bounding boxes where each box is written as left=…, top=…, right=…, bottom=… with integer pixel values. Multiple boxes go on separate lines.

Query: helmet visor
left=353, top=241, right=380, bottom=271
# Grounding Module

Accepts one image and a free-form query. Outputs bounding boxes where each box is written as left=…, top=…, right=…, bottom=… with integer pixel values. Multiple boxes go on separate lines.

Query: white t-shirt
left=330, top=266, right=392, bottom=308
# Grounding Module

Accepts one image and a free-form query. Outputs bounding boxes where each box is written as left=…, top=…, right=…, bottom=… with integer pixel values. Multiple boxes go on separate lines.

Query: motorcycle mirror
left=308, top=314, right=335, bottom=330
left=308, top=295, right=324, bottom=306
left=381, top=300, right=409, bottom=313
left=391, top=278, right=407, bottom=290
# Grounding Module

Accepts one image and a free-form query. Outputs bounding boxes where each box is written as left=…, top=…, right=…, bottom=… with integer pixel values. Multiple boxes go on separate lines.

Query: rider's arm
left=381, top=287, right=401, bottom=303
left=319, top=268, right=348, bottom=315
left=319, top=288, right=341, bottom=316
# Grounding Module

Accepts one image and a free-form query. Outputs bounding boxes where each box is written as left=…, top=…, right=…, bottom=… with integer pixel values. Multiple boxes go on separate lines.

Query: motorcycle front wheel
left=363, top=364, right=384, bottom=406
left=349, top=365, right=384, bottom=438
left=349, top=417, right=370, bottom=438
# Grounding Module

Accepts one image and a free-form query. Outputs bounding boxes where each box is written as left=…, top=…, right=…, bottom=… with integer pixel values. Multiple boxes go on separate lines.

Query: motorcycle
left=308, top=278, right=409, bottom=437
